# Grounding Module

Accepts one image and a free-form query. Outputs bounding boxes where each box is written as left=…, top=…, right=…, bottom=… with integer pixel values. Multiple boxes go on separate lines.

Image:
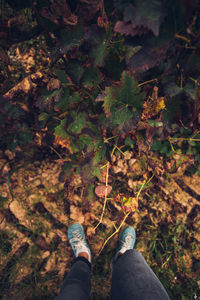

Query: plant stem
left=94, top=162, right=110, bottom=230
left=97, top=212, right=130, bottom=255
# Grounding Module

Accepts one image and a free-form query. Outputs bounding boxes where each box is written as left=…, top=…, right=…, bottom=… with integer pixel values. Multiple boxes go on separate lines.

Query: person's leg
left=54, top=256, right=91, bottom=300
left=110, top=227, right=170, bottom=300
left=54, top=223, right=92, bottom=300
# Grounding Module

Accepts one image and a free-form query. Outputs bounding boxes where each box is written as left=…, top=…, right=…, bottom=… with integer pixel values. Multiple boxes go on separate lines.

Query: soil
left=0, top=150, right=200, bottom=299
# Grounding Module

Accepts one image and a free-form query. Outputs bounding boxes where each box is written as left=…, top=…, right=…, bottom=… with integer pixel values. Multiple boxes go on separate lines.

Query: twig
left=97, top=212, right=130, bottom=256
left=94, top=162, right=110, bottom=230
left=49, top=145, right=64, bottom=160
left=168, top=137, right=200, bottom=142
left=136, top=180, right=146, bottom=200
left=111, top=144, right=126, bottom=157
left=137, top=78, right=157, bottom=87
left=97, top=174, right=151, bottom=255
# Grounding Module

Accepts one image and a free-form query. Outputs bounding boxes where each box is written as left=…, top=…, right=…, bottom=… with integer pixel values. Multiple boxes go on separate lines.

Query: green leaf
left=165, top=83, right=183, bottom=97
left=124, top=0, right=165, bottom=36
left=93, top=143, right=106, bottom=163
left=76, top=134, right=93, bottom=150
left=125, top=136, right=135, bottom=148
left=68, top=112, right=86, bottom=134
left=55, top=88, right=70, bottom=110
left=103, top=71, right=144, bottom=116
left=56, top=69, right=69, bottom=84
left=63, top=163, right=73, bottom=175
left=109, top=106, right=132, bottom=127
left=82, top=67, right=101, bottom=87
left=146, top=120, right=163, bottom=127
left=54, top=119, right=68, bottom=138
left=88, top=184, right=95, bottom=201
left=67, top=61, right=84, bottom=84
left=37, top=89, right=62, bottom=109
left=92, top=167, right=102, bottom=181
left=38, top=112, right=49, bottom=122
left=55, top=90, right=80, bottom=110
left=90, top=41, right=108, bottom=66
left=60, top=26, right=83, bottom=52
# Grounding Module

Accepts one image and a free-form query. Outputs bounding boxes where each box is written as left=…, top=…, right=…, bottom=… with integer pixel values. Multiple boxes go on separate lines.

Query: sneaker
left=114, top=226, right=136, bottom=261
left=68, top=223, right=91, bottom=262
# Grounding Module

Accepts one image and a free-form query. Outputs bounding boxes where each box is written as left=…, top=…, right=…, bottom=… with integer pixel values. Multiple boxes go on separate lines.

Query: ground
left=0, top=149, right=200, bottom=300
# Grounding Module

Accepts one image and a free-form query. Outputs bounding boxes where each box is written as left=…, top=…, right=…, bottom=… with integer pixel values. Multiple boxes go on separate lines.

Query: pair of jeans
left=54, top=249, right=170, bottom=300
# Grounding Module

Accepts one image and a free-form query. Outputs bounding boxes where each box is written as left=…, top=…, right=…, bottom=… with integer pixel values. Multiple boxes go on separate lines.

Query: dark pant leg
left=54, top=257, right=91, bottom=300
left=110, top=249, right=170, bottom=300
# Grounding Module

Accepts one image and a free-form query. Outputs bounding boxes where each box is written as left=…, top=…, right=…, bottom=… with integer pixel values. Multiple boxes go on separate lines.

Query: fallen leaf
left=3, top=72, right=43, bottom=99
left=36, top=237, right=51, bottom=251
left=86, top=226, right=96, bottom=237
left=121, top=196, right=138, bottom=213
left=70, top=205, right=85, bottom=223
left=47, top=78, right=61, bottom=91
left=54, top=135, right=73, bottom=154
left=41, top=0, right=77, bottom=26
left=95, top=185, right=112, bottom=198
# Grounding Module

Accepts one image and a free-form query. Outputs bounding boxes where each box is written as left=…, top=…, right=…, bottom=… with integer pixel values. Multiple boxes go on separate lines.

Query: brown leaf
left=114, top=21, right=148, bottom=37
left=76, top=0, right=104, bottom=22
left=3, top=72, right=43, bottom=99
left=47, top=78, right=61, bottom=91
left=86, top=226, right=96, bottom=237
left=70, top=205, right=85, bottom=223
left=99, top=168, right=112, bottom=183
left=36, top=237, right=51, bottom=251
left=95, top=185, right=112, bottom=198
left=54, top=135, right=73, bottom=154
left=41, top=0, right=77, bottom=26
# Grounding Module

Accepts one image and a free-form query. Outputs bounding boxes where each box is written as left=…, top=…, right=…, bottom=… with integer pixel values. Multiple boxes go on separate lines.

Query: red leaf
left=95, top=185, right=112, bottom=198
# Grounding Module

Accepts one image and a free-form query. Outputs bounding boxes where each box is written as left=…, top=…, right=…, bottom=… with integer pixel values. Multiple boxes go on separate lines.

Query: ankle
left=78, top=252, right=89, bottom=261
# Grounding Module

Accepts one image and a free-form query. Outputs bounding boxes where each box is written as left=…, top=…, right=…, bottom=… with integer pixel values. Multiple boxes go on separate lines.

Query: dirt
left=0, top=151, right=200, bottom=299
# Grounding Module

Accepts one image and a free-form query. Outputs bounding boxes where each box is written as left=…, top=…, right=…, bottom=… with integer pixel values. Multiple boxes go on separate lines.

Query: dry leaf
left=36, top=237, right=51, bottom=251
left=86, top=226, right=96, bottom=237
left=3, top=72, right=43, bottom=99
left=47, top=78, right=61, bottom=91
left=41, top=0, right=77, bottom=26
left=95, top=185, right=112, bottom=198
left=54, top=135, right=73, bottom=154
left=70, top=205, right=85, bottom=223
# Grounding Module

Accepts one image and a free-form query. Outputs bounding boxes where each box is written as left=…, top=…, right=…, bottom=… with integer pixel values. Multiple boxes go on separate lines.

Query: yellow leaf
left=155, top=97, right=165, bottom=113
left=22, top=78, right=32, bottom=93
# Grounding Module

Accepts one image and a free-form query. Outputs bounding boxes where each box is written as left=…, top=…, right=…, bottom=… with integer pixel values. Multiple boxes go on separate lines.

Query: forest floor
left=0, top=149, right=200, bottom=300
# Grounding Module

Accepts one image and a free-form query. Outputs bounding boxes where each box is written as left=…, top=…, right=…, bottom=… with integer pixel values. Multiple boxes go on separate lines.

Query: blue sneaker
left=68, top=223, right=91, bottom=262
left=114, top=226, right=136, bottom=261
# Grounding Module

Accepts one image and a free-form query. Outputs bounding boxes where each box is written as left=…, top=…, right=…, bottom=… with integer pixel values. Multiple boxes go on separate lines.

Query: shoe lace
left=70, top=230, right=86, bottom=252
left=121, top=234, right=133, bottom=249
